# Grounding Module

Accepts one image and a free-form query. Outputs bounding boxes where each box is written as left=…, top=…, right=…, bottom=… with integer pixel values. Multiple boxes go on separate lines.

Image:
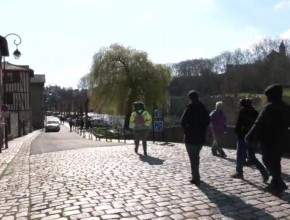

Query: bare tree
left=173, top=59, right=214, bottom=77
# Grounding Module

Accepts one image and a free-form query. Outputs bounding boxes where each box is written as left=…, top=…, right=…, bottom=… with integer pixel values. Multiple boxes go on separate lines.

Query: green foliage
left=89, top=44, right=172, bottom=116
left=78, top=74, right=89, bottom=89
left=44, top=86, right=88, bottom=114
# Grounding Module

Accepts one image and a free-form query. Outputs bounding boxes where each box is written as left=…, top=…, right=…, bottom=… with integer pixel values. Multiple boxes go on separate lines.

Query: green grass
left=283, top=96, right=290, bottom=104
left=284, top=88, right=290, bottom=97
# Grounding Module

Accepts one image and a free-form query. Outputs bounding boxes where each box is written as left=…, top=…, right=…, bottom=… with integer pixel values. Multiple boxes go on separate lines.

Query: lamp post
left=2, top=33, right=22, bottom=149
left=45, top=90, right=52, bottom=124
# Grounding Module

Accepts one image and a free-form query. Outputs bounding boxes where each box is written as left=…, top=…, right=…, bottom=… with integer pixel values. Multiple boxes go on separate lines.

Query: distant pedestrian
left=232, top=98, right=268, bottom=182
left=69, top=118, right=73, bottom=132
left=210, top=101, right=227, bottom=158
left=246, top=84, right=290, bottom=196
left=130, top=101, right=152, bottom=156
left=181, top=90, right=210, bottom=185
left=80, top=118, right=84, bottom=130
left=60, top=116, right=64, bottom=124
left=86, top=119, right=92, bottom=129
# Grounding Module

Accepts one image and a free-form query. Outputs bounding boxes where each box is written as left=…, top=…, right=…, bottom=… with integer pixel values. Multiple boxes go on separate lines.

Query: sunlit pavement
left=1, top=130, right=290, bottom=219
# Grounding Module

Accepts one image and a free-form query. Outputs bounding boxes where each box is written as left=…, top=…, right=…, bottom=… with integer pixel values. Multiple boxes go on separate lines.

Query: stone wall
left=146, top=126, right=290, bottom=150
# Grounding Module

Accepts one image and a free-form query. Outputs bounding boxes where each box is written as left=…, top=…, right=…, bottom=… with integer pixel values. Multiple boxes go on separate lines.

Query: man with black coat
left=232, top=98, right=268, bottom=182
left=181, top=90, right=210, bottom=185
left=246, top=84, right=290, bottom=195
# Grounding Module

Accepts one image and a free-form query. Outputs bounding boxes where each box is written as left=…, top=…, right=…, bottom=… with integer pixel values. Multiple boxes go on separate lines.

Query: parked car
left=90, top=118, right=112, bottom=128
left=72, top=118, right=82, bottom=126
left=45, top=120, right=60, bottom=132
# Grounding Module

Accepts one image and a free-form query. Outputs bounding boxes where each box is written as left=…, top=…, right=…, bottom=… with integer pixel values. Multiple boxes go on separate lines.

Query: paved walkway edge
left=0, top=130, right=41, bottom=178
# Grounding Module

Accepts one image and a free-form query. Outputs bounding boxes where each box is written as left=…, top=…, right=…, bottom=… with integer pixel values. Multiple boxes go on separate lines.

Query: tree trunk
left=123, top=90, right=136, bottom=129
left=124, top=112, right=131, bottom=130
left=85, top=99, right=89, bottom=129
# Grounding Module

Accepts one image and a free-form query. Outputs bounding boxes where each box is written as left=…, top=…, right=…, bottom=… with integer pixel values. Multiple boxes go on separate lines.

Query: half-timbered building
left=2, top=62, right=34, bottom=137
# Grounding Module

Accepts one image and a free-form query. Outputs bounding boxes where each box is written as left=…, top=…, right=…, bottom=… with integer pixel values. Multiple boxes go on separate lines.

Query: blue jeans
left=236, top=139, right=247, bottom=175
left=185, top=144, right=202, bottom=180
left=236, top=138, right=268, bottom=178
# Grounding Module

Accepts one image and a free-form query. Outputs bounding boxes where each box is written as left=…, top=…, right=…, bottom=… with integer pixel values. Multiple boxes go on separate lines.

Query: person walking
left=86, top=118, right=92, bottom=129
left=69, top=118, right=73, bottom=132
left=80, top=118, right=84, bottom=130
left=232, top=98, right=268, bottom=182
left=181, top=90, right=210, bottom=185
left=246, top=84, right=290, bottom=196
left=210, top=101, right=227, bottom=158
left=130, top=101, right=152, bottom=156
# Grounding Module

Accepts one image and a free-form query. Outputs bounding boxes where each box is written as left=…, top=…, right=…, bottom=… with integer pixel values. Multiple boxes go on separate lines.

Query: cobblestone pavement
left=1, top=132, right=290, bottom=219
left=0, top=131, right=41, bottom=176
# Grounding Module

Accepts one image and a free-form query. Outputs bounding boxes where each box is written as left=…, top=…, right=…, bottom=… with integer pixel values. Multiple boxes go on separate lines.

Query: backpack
left=135, top=112, right=145, bottom=129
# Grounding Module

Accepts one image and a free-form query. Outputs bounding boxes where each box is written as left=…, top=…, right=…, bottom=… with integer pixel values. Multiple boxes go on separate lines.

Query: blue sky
left=1, top=0, right=290, bottom=88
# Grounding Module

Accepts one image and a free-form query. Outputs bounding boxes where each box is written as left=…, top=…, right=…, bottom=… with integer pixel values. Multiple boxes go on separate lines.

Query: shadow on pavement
left=139, top=154, right=165, bottom=165
left=198, top=181, right=275, bottom=219
left=280, top=191, right=290, bottom=203
left=243, top=179, right=266, bottom=191
left=244, top=179, right=290, bottom=203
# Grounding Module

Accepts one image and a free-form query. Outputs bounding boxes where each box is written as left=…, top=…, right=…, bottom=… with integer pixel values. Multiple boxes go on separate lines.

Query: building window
left=4, top=72, right=20, bottom=83
left=4, top=92, right=13, bottom=105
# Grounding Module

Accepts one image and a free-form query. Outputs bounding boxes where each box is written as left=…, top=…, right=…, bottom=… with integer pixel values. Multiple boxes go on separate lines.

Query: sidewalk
left=0, top=130, right=41, bottom=177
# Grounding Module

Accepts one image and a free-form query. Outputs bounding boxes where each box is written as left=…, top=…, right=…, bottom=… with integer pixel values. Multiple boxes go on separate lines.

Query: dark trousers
left=236, top=138, right=268, bottom=178
left=212, top=134, right=226, bottom=156
left=262, top=149, right=286, bottom=189
left=134, top=139, right=147, bottom=154
left=134, top=130, right=149, bottom=154
left=185, top=143, right=202, bottom=181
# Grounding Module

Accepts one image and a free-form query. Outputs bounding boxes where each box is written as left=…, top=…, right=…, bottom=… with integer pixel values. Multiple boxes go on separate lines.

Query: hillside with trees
left=168, top=38, right=290, bottom=124
left=47, top=38, right=290, bottom=126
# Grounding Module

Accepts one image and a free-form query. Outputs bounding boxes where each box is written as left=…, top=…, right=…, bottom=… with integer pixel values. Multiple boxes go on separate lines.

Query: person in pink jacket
left=210, top=101, right=227, bottom=158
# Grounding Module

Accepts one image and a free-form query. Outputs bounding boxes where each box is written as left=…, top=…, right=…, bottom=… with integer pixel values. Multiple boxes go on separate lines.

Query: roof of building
left=30, top=74, right=46, bottom=84
left=0, top=36, right=9, bottom=56
left=1, top=61, right=34, bottom=77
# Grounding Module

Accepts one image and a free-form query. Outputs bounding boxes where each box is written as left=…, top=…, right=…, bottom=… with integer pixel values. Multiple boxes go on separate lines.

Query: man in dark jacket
left=181, top=90, right=210, bottom=185
left=232, top=98, right=268, bottom=181
left=246, top=84, right=290, bottom=195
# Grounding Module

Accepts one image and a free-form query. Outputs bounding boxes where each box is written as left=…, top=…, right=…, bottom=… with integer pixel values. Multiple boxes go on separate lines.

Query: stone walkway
left=1, top=130, right=290, bottom=219
left=0, top=131, right=41, bottom=177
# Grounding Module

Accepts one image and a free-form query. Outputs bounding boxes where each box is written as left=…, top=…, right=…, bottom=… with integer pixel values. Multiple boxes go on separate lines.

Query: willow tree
left=89, top=43, right=172, bottom=128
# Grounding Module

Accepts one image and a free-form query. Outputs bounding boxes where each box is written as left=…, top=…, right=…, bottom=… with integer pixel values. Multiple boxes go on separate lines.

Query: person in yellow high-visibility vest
left=130, top=101, right=152, bottom=156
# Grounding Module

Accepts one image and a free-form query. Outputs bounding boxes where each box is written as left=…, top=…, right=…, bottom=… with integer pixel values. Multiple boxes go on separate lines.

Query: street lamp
left=4, top=33, right=22, bottom=59
left=2, top=33, right=22, bottom=149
